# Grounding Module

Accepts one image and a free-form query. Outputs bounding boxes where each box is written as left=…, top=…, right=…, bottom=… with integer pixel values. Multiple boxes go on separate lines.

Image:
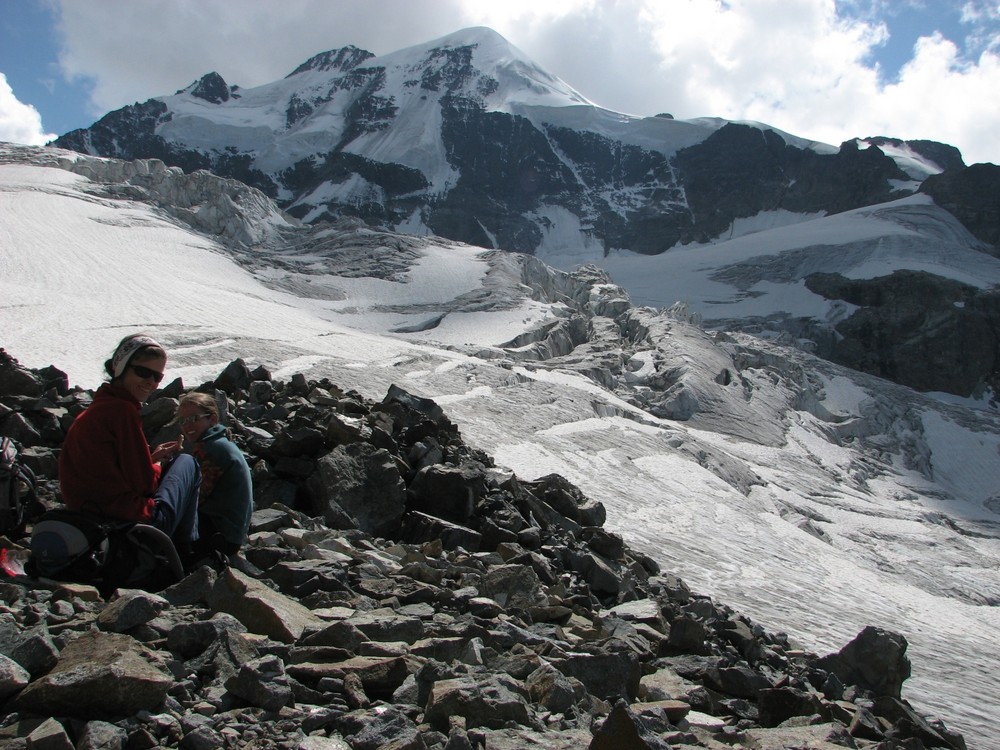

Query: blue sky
left=1, top=0, right=998, bottom=164
left=863, top=1, right=979, bottom=77
left=1, top=0, right=84, bottom=136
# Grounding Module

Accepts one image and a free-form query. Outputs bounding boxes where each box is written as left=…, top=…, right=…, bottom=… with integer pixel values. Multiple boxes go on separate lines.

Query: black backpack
left=0, top=437, right=37, bottom=538
left=29, top=508, right=185, bottom=597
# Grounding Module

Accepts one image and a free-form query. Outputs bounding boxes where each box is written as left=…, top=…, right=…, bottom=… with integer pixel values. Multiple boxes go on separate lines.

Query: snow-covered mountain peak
left=141, top=26, right=593, bottom=188
left=367, top=25, right=594, bottom=111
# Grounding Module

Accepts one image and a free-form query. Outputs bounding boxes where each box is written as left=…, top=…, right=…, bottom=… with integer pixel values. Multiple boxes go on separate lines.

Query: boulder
left=424, top=674, right=532, bottom=731
left=76, top=720, right=128, bottom=750
left=0, top=653, right=30, bottom=701
left=816, top=626, right=911, bottom=699
left=166, top=612, right=247, bottom=658
left=214, top=357, right=254, bottom=394
left=183, top=627, right=259, bottom=686
left=478, top=564, right=541, bottom=610
left=0, top=348, right=44, bottom=397
left=588, top=700, right=672, bottom=749
left=873, top=696, right=966, bottom=749
left=206, top=567, right=323, bottom=643
left=400, top=511, right=483, bottom=551
left=551, top=651, right=641, bottom=702
left=96, top=589, right=168, bottom=633
left=525, top=473, right=607, bottom=527
left=741, top=722, right=858, bottom=750
left=408, top=463, right=485, bottom=524
left=25, top=717, right=74, bottom=750
left=287, top=655, right=410, bottom=701
left=15, top=631, right=172, bottom=717
left=0, top=623, right=59, bottom=677
left=706, top=662, right=773, bottom=699
left=341, top=706, right=423, bottom=750
left=224, top=654, right=292, bottom=711
left=757, top=686, right=828, bottom=727
left=525, top=664, right=584, bottom=714
left=309, top=442, right=406, bottom=536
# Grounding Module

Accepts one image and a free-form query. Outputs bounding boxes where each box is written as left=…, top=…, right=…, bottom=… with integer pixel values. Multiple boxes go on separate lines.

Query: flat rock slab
left=206, top=567, right=323, bottom=643
left=15, top=631, right=172, bottom=718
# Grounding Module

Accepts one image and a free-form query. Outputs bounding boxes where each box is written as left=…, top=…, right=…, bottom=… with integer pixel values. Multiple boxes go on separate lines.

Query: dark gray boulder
left=816, top=626, right=911, bottom=699
left=309, top=442, right=406, bottom=536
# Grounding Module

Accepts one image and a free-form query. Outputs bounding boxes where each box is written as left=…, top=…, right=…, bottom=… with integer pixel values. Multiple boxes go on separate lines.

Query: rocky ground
left=0, top=350, right=968, bottom=749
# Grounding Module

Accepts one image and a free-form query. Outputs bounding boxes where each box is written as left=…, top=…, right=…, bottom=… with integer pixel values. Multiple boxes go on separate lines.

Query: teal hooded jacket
left=190, top=424, right=253, bottom=547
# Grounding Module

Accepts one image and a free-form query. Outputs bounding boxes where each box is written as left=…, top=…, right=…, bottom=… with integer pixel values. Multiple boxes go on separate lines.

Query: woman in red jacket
left=58, top=333, right=200, bottom=551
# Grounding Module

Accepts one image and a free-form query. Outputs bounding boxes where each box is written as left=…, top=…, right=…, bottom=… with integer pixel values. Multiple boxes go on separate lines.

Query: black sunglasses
left=129, top=364, right=165, bottom=383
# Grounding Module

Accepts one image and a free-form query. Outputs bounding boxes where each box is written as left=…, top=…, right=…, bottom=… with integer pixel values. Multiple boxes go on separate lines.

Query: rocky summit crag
left=0, top=351, right=968, bottom=749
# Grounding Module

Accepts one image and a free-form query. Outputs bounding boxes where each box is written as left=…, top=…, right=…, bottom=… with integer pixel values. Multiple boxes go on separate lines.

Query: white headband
left=111, top=335, right=163, bottom=378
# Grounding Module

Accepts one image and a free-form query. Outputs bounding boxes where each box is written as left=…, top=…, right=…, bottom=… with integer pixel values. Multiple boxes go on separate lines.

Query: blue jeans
left=152, top=454, right=200, bottom=547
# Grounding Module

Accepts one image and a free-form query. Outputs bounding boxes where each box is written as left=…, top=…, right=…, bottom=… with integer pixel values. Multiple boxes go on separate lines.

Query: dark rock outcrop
left=815, top=626, right=911, bottom=699
left=674, top=127, right=911, bottom=243
left=186, top=72, right=233, bottom=104
left=805, top=270, right=1000, bottom=395
left=921, top=163, right=1000, bottom=250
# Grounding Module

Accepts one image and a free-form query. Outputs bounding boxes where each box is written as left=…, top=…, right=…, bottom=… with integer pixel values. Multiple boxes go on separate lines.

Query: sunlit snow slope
left=2, top=148, right=999, bottom=747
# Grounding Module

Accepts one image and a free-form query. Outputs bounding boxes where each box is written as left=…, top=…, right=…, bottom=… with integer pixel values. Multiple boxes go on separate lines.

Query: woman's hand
left=151, top=438, right=183, bottom=463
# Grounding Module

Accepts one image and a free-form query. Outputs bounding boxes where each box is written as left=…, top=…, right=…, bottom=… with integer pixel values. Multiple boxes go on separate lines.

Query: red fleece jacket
left=59, top=382, right=160, bottom=521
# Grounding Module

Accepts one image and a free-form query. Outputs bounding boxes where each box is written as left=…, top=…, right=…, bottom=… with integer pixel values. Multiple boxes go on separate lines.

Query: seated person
left=175, top=392, right=253, bottom=558
left=59, top=334, right=200, bottom=552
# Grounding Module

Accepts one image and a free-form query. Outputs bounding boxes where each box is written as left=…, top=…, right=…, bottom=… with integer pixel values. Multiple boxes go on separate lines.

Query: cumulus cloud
left=508, top=0, right=998, bottom=163
left=842, top=31, right=1000, bottom=164
left=0, top=73, right=57, bottom=146
left=50, top=0, right=999, bottom=164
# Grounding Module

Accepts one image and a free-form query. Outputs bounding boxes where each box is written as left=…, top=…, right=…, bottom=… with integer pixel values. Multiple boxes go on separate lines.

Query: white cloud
left=0, top=73, right=57, bottom=146
left=50, top=0, right=999, bottom=164
left=864, top=33, right=1000, bottom=164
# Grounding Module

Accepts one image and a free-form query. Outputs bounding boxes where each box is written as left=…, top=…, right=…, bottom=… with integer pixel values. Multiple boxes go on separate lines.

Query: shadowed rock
left=816, top=625, right=911, bottom=699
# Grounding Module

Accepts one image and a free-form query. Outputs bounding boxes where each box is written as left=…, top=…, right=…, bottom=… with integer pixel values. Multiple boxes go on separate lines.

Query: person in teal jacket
left=175, top=392, right=253, bottom=556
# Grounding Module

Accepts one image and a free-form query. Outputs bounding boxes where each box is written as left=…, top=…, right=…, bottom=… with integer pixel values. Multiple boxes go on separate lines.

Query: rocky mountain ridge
left=0, top=350, right=969, bottom=750
left=50, top=27, right=997, bottom=259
